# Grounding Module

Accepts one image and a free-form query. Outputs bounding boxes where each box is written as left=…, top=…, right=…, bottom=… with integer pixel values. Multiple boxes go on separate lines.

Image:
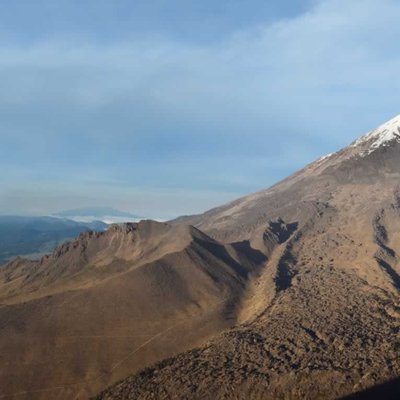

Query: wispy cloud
left=1, top=0, right=400, bottom=216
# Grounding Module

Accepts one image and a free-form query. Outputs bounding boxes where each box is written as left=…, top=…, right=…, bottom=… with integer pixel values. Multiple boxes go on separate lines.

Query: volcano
left=1, top=116, right=400, bottom=400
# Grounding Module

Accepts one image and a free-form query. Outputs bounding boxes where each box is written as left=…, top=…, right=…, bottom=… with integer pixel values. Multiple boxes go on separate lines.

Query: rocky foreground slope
left=2, top=116, right=400, bottom=399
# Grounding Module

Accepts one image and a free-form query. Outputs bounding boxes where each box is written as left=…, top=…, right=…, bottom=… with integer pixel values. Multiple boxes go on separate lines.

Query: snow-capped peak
left=351, top=114, right=400, bottom=154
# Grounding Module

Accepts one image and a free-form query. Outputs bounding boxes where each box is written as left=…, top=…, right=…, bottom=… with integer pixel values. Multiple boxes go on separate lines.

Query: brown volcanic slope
left=96, top=116, right=400, bottom=400
left=0, top=220, right=266, bottom=399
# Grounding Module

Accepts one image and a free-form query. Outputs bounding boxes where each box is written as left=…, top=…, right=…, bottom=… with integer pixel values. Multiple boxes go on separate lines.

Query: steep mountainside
left=176, top=115, right=400, bottom=243
left=97, top=116, right=400, bottom=399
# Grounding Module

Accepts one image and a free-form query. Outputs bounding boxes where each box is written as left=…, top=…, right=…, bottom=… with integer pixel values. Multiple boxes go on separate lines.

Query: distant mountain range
left=52, top=207, right=144, bottom=223
left=0, top=208, right=142, bottom=265
left=0, top=216, right=107, bottom=265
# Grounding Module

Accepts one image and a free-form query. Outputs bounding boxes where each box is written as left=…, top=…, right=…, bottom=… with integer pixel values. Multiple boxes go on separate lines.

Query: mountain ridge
left=0, top=219, right=269, bottom=399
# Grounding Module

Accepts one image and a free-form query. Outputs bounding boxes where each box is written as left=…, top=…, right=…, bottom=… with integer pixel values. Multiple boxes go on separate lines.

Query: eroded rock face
left=96, top=267, right=400, bottom=400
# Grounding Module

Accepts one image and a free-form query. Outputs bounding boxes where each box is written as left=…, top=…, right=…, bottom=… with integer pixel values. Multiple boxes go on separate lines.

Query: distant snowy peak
left=53, top=207, right=144, bottom=224
left=351, top=114, right=400, bottom=155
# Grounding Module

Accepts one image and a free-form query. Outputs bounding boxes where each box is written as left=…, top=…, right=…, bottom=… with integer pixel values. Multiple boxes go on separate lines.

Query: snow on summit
left=351, top=114, right=400, bottom=154
left=315, top=114, right=400, bottom=167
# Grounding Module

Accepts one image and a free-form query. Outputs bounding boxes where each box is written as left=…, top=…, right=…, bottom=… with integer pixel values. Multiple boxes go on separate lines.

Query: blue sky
left=1, top=0, right=400, bottom=219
